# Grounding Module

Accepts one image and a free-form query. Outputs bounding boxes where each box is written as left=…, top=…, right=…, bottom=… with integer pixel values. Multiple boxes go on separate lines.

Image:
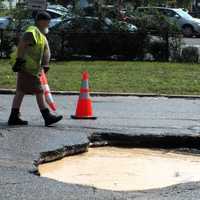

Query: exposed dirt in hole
left=39, top=147, right=200, bottom=191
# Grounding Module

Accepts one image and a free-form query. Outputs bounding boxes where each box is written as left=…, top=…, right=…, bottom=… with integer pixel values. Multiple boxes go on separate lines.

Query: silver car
left=138, top=7, right=200, bottom=37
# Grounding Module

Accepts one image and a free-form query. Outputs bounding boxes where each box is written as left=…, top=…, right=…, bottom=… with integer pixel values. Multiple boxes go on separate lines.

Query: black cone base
left=71, top=115, right=97, bottom=120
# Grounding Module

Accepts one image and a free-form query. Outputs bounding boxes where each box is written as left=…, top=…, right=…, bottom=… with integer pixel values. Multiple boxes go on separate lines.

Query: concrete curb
left=1, top=88, right=200, bottom=99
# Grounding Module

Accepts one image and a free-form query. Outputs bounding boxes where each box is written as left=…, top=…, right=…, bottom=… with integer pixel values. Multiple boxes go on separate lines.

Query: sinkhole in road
left=39, top=147, right=200, bottom=191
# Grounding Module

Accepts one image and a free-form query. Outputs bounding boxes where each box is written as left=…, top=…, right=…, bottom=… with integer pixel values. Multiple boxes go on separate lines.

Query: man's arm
left=12, top=32, right=35, bottom=72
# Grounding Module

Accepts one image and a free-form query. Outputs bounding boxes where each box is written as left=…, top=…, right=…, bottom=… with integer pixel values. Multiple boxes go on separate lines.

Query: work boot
left=8, top=108, right=28, bottom=126
left=41, top=108, right=63, bottom=126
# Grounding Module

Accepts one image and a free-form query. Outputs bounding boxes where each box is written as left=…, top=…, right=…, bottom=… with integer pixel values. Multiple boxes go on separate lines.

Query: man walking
left=8, top=11, right=63, bottom=126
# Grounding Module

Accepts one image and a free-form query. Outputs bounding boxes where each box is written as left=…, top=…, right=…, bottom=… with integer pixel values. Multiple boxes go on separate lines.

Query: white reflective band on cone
left=81, top=80, right=89, bottom=89
left=46, top=93, right=54, bottom=104
left=79, top=92, right=90, bottom=100
left=43, top=84, right=50, bottom=92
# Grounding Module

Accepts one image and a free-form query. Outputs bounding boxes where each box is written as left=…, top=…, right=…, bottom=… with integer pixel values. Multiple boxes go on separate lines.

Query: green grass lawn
left=1, top=59, right=200, bottom=95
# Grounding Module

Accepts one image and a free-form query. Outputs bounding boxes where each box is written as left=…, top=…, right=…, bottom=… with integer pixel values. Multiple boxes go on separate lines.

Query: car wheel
left=182, top=25, right=194, bottom=37
left=195, top=33, right=200, bottom=38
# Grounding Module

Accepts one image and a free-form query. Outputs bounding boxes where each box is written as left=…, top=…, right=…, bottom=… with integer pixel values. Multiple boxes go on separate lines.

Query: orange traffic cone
left=40, top=71, right=57, bottom=112
left=71, top=71, right=97, bottom=120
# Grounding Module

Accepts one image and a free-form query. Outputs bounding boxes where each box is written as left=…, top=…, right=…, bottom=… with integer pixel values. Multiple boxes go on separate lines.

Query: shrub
left=149, top=40, right=167, bottom=61
left=127, top=11, right=182, bottom=61
left=0, top=30, right=16, bottom=58
left=181, top=46, right=199, bottom=63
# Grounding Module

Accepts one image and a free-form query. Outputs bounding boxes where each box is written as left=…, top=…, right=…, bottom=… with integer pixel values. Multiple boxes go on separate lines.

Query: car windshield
left=47, top=9, right=66, bottom=17
left=48, top=4, right=69, bottom=13
left=175, top=9, right=193, bottom=20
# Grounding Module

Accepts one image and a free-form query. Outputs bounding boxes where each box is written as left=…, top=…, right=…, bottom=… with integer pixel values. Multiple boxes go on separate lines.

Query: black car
left=48, top=16, right=144, bottom=60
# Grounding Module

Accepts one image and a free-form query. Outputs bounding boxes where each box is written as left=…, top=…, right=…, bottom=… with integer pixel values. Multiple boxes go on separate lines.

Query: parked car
left=0, top=4, right=72, bottom=58
left=0, top=4, right=72, bottom=31
left=29, top=4, right=73, bottom=28
left=47, top=4, right=72, bottom=15
left=0, top=17, right=11, bottom=29
left=137, top=7, right=200, bottom=37
left=0, top=16, right=14, bottom=30
left=48, top=16, right=143, bottom=60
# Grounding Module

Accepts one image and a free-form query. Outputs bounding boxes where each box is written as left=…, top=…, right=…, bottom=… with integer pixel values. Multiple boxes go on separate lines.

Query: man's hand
left=12, top=58, right=26, bottom=72
left=43, top=65, right=50, bottom=73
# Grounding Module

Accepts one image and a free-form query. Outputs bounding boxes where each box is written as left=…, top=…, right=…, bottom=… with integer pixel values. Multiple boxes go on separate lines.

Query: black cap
left=35, top=11, right=51, bottom=21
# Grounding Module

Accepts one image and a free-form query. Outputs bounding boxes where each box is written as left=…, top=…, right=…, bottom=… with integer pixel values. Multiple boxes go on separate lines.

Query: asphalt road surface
left=1, top=95, right=200, bottom=200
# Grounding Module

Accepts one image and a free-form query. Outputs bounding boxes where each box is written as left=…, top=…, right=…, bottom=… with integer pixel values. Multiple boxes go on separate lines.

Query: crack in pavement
left=0, top=159, right=32, bottom=166
left=67, top=124, right=195, bottom=131
left=0, top=181, right=33, bottom=186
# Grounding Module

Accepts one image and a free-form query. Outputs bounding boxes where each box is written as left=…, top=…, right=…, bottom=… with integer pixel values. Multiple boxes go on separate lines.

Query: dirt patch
left=39, top=147, right=200, bottom=191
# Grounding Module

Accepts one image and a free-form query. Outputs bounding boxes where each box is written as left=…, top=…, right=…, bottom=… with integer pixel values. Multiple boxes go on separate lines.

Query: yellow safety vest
left=11, top=25, right=46, bottom=76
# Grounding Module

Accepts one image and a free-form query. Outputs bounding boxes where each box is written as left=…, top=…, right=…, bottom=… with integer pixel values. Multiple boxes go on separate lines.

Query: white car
left=138, top=7, right=200, bottom=37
